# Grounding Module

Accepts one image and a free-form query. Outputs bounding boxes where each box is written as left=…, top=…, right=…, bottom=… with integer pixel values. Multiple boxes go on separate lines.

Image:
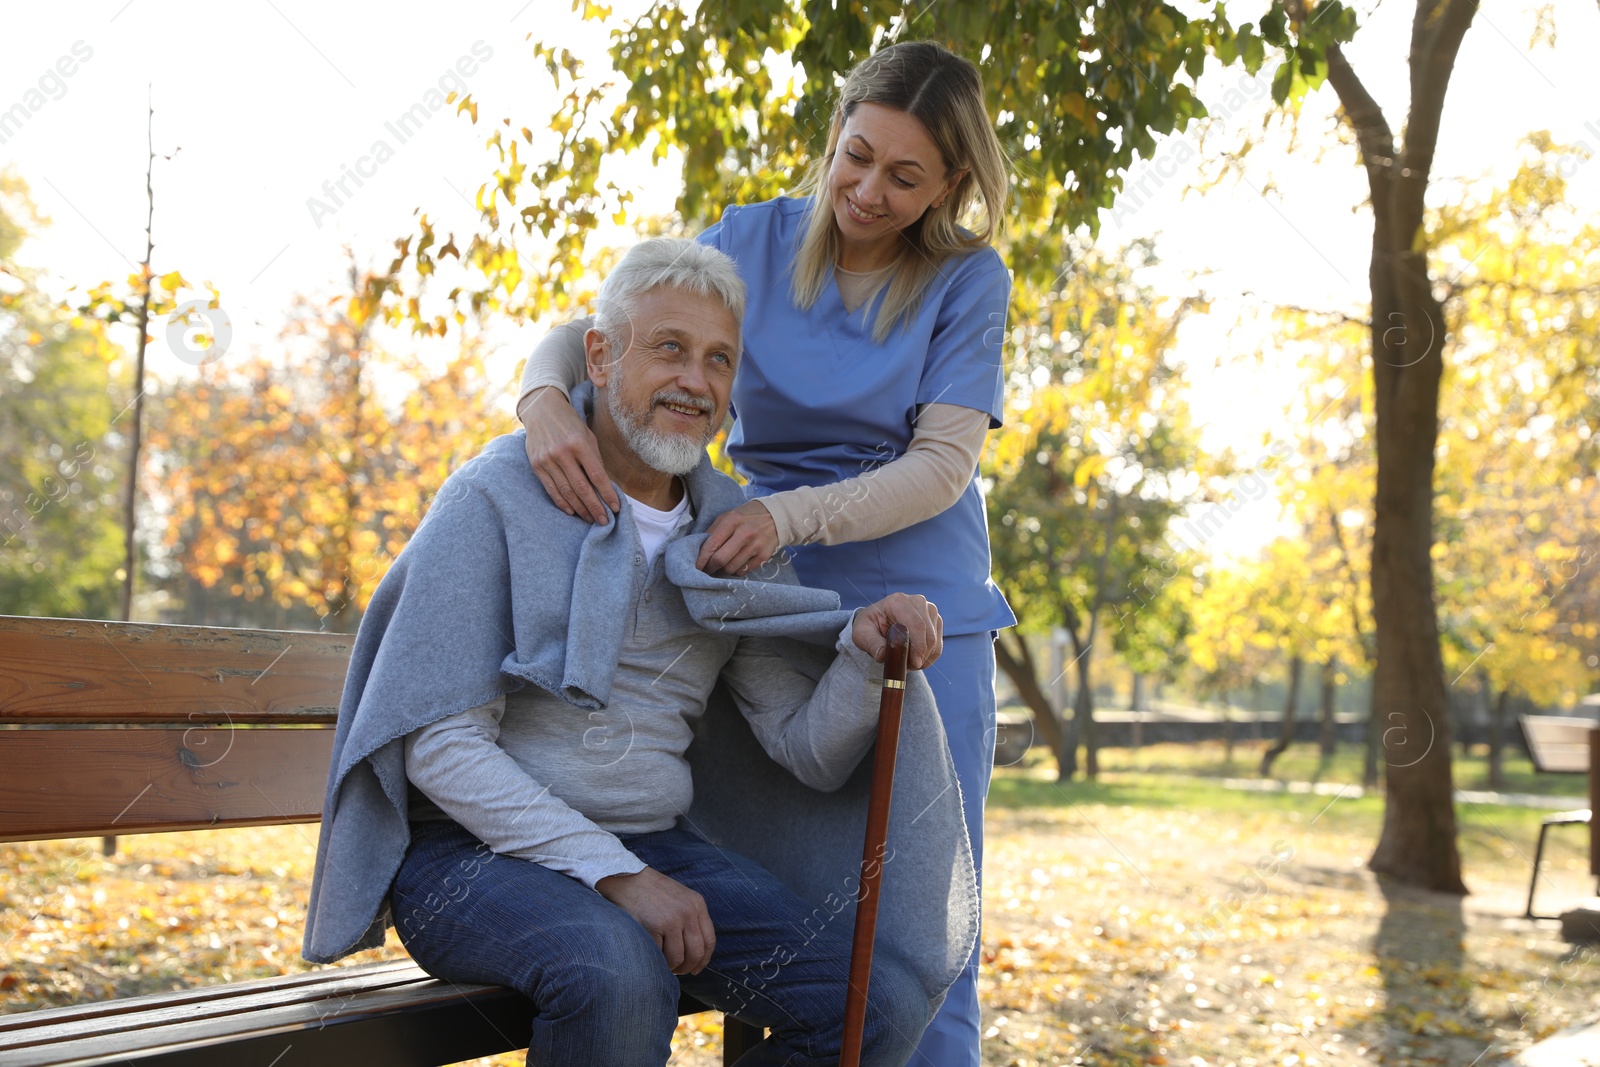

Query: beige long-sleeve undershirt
left=517, top=313, right=990, bottom=548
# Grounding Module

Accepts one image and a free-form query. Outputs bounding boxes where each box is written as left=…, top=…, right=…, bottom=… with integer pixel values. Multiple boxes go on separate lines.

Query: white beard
left=606, top=378, right=712, bottom=476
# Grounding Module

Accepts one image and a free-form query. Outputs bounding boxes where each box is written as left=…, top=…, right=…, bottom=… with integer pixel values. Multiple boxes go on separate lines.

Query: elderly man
left=303, top=238, right=975, bottom=1067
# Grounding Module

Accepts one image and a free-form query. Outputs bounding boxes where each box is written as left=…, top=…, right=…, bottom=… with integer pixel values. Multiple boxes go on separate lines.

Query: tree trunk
left=1487, top=686, right=1508, bottom=792
left=1058, top=628, right=1087, bottom=780
left=1325, top=0, right=1476, bottom=893
left=1260, top=654, right=1302, bottom=776
left=1071, top=496, right=1117, bottom=782
left=321, top=263, right=370, bottom=635
left=1077, top=651, right=1098, bottom=778
left=994, top=632, right=1069, bottom=781
left=1454, top=683, right=1472, bottom=758
left=1223, top=696, right=1236, bottom=765
left=1060, top=703, right=1080, bottom=778
left=1362, top=240, right=1467, bottom=891
left=1049, top=629, right=1071, bottom=731
left=1363, top=701, right=1381, bottom=789
left=1319, top=661, right=1338, bottom=758
left=1129, top=673, right=1145, bottom=749
left=1052, top=620, right=1092, bottom=780
left=109, top=91, right=159, bottom=860
left=118, top=95, right=158, bottom=626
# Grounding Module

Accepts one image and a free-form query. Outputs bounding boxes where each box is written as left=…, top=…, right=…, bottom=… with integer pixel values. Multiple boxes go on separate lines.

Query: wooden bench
left=0, top=614, right=761, bottom=1065
left=1520, top=714, right=1599, bottom=922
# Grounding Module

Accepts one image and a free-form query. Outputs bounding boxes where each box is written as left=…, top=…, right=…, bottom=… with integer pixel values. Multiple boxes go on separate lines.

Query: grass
left=1020, top=738, right=1592, bottom=798
left=987, top=758, right=1581, bottom=883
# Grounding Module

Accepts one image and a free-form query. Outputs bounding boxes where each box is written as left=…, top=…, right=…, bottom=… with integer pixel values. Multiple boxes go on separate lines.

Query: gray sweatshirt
left=404, top=506, right=881, bottom=889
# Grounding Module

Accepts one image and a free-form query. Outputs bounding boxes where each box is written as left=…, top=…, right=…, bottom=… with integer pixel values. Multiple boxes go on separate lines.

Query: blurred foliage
left=359, top=0, right=1355, bottom=332
left=1184, top=314, right=1374, bottom=730
left=1431, top=137, right=1600, bottom=705
left=0, top=173, right=123, bottom=618
left=1184, top=559, right=1282, bottom=697
left=143, top=273, right=504, bottom=631
left=984, top=241, right=1212, bottom=779
left=77, top=270, right=194, bottom=344
left=1189, top=140, right=1600, bottom=778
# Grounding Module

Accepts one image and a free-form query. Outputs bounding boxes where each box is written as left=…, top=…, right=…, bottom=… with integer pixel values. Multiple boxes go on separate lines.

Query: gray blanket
left=303, top=390, right=978, bottom=1004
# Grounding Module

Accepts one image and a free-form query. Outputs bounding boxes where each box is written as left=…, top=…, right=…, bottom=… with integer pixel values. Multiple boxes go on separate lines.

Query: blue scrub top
left=698, top=197, right=1016, bottom=637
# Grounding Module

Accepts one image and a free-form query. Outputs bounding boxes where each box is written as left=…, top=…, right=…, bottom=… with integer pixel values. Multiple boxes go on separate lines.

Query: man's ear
left=584, top=328, right=611, bottom=387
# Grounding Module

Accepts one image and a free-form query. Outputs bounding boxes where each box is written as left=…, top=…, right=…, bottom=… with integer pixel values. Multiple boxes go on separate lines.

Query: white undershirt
left=627, top=489, right=692, bottom=567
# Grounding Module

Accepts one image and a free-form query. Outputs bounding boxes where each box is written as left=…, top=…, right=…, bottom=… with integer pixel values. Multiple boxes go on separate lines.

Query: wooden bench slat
left=0, top=998, right=529, bottom=1067
left=0, top=960, right=721, bottom=1042
left=0, top=961, right=424, bottom=1037
left=0, top=964, right=494, bottom=1051
left=0, top=616, right=350, bottom=725
left=0, top=961, right=724, bottom=1067
left=0, top=727, right=332, bottom=841
left=0, top=975, right=535, bottom=1067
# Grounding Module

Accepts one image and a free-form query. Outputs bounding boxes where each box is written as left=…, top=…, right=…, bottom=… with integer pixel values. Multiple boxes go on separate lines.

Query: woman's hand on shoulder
left=698, top=500, right=780, bottom=576
left=519, top=387, right=620, bottom=525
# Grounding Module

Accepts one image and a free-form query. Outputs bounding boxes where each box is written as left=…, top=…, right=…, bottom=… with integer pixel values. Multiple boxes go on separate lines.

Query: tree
left=62, top=92, right=205, bottom=629
left=1184, top=558, right=1280, bottom=761
left=0, top=173, right=124, bottom=619
left=358, top=0, right=1352, bottom=332
left=985, top=243, right=1206, bottom=780
left=145, top=272, right=503, bottom=630
left=1113, top=565, right=1196, bottom=730
left=76, top=262, right=199, bottom=613
left=1252, top=533, right=1364, bottom=773
left=1274, top=320, right=1378, bottom=780
left=1435, top=443, right=1594, bottom=787
left=1429, top=140, right=1600, bottom=786
left=1268, top=132, right=1599, bottom=827
left=1293, top=0, right=1483, bottom=892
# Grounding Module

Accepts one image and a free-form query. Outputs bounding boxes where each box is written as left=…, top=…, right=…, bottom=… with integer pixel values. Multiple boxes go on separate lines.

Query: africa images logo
left=305, top=41, right=494, bottom=229
left=166, top=300, right=233, bottom=366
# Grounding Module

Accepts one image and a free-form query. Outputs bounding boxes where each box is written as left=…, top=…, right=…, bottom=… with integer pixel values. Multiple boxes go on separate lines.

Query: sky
left=4, top=0, right=1598, bottom=557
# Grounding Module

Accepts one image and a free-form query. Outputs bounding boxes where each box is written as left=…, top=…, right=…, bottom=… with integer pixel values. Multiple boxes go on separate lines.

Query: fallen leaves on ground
left=3, top=766, right=1597, bottom=1066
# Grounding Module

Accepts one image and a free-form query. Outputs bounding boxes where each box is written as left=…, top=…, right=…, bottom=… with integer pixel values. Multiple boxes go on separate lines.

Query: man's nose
left=674, top=357, right=710, bottom=395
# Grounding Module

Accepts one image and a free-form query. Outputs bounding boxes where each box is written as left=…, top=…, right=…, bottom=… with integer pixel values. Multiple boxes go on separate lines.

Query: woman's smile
left=845, top=196, right=885, bottom=225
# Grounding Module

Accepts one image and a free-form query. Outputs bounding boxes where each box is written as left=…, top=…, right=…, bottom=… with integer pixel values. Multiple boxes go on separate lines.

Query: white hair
left=593, top=237, right=745, bottom=347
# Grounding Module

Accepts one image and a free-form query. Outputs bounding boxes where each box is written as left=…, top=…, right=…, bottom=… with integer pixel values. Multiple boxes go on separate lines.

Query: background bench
left=0, top=614, right=759, bottom=1065
left=1520, top=714, right=1599, bottom=923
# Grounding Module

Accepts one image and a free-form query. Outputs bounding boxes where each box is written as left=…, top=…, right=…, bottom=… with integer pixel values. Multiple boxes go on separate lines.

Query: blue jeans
left=392, top=820, right=930, bottom=1066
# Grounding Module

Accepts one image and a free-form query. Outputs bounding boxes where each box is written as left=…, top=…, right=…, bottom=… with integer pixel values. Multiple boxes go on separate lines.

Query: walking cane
left=839, top=622, right=910, bottom=1067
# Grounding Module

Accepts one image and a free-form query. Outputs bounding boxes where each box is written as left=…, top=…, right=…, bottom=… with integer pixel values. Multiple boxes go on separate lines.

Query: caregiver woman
left=516, top=40, right=1012, bottom=1064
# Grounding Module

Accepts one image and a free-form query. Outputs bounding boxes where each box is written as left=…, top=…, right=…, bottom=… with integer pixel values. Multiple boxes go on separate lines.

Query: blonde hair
left=790, top=41, right=1009, bottom=343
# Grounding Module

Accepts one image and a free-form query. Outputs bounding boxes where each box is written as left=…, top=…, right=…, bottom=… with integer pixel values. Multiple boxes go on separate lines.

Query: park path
left=1215, top=775, right=1582, bottom=811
